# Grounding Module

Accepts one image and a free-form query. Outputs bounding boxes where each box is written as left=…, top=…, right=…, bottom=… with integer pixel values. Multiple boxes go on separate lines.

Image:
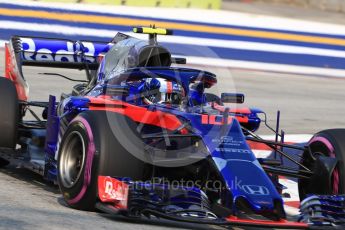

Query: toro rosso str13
left=1, top=27, right=345, bottom=229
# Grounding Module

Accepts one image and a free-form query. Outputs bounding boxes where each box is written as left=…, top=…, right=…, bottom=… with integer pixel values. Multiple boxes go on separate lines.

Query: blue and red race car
left=1, top=27, right=345, bottom=229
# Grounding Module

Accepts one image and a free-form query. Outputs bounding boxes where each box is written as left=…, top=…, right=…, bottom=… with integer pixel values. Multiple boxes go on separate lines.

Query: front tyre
left=58, top=114, right=97, bottom=210
left=299, top=129, right=345, bottom=200
left=57, top=111, right=146, bottom=210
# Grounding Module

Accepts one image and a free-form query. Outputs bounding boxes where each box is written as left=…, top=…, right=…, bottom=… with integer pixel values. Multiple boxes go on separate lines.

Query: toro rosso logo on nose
left=242, top=185, right=270, bottom=196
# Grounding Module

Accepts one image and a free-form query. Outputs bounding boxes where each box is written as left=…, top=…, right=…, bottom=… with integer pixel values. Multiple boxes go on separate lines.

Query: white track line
left=3, top=0, right=345, bottom=36
left=1, top=37, right=343, bottom=78
left=1, top=36, right=343, bottom=77
left=1, top=21, right=345, bottom=59
left=186, top=56, right=345, bottom=78
left=258, top=134, right=312, bottom=142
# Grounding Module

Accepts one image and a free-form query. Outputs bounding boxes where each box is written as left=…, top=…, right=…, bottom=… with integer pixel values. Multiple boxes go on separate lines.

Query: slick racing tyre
left=0, top=77, right=19, bottom=149
left=299, top=129, right=345, bottom=200
left=57, top=111, right=146, bottom=210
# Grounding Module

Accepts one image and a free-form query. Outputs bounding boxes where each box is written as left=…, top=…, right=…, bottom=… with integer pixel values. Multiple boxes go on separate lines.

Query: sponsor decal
left=212, top=136, right=244, bottom=146
left=20, top=38, right=110, bottom=63
left=215, top=148, right=251, bottom=154
left=212, top=136, right=233, bottom=143
left=241, top=184, right=270, bottom=196
left=98, top=176, right=129, bottom=209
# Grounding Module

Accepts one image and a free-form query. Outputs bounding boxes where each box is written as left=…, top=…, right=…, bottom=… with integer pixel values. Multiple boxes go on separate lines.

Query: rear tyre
left=0, top=77, right=19, bottom=149
left=57, top=111, right=146, bottom=210
left=299, top=129, right=345, bottom=200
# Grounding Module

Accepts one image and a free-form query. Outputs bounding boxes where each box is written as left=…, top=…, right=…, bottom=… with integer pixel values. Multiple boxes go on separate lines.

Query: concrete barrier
left=35, top=0, right=221, bottom=9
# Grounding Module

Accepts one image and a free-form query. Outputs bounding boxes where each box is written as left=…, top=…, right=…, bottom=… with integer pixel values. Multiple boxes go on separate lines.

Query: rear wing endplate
left=4, top=36, right=112, bottom=100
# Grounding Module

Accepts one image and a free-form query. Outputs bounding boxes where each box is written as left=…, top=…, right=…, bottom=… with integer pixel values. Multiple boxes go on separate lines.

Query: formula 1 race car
left=1, top=27, right=345, bottom=229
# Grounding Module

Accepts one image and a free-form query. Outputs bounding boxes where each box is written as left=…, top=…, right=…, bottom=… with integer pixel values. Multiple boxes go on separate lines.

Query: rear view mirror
left=221, top=93, right=245, bottom=104
left=171, top=57, right=187, bottom=64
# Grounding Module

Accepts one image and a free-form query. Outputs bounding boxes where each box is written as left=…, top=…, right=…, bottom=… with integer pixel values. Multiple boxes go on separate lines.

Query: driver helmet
left=143, top=78, right=185, bottom=105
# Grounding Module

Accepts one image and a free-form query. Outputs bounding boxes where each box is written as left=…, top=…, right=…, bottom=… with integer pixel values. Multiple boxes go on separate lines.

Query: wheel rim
left=309, top=136, right=339, bottom=194
left=59, top=131, right=86, bottom=188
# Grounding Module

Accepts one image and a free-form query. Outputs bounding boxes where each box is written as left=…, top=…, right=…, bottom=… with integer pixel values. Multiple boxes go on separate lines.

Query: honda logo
left=242, top=185, right=270, bottom=196
left=220, top=136, right=233, bottom=143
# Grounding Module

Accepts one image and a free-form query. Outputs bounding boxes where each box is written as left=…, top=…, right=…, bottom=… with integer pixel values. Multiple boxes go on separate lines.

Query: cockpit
left=99, top=36, right=172, bottom=83
left=92, top=30, right=216, bottom=108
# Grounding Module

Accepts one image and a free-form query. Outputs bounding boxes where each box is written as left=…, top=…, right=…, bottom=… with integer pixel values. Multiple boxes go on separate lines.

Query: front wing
left=96, top=176, right=309, bottom=229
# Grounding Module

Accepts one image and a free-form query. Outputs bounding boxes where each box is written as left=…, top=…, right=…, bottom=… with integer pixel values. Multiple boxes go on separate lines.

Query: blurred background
left=27, top=0, right=345, bottom=12
left=0, top=1, right=345, bottom=228
left=0, top=0, right=345, bottom=134
left=2, top=0, right=345, bottom=76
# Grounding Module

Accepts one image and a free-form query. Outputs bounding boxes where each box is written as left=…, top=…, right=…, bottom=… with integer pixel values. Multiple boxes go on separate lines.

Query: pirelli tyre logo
left=242, top=185, right=270, bottom=196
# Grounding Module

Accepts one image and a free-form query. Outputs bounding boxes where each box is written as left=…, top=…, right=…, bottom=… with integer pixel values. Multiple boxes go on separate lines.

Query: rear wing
left=5, top=36, right=112, bottom=100
left=4, top=33, right=186, bottom=101
left=9, top=36, right=111, bottom=69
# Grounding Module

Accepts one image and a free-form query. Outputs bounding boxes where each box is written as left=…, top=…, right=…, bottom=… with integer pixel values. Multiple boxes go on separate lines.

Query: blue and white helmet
left=143, top=78, right=185, bottom=105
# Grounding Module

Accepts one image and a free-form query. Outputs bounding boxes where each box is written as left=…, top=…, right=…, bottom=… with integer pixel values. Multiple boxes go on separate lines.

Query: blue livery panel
left=14, top=36, right=113, bottom=64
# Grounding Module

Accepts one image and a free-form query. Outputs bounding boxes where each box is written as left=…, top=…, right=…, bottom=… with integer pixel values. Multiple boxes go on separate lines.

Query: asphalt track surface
left=0, top=48, right=345, bottom=229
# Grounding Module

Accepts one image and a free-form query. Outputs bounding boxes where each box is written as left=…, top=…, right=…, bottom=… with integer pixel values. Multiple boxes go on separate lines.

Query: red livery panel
left=98, top=176, right=129, bottom=210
